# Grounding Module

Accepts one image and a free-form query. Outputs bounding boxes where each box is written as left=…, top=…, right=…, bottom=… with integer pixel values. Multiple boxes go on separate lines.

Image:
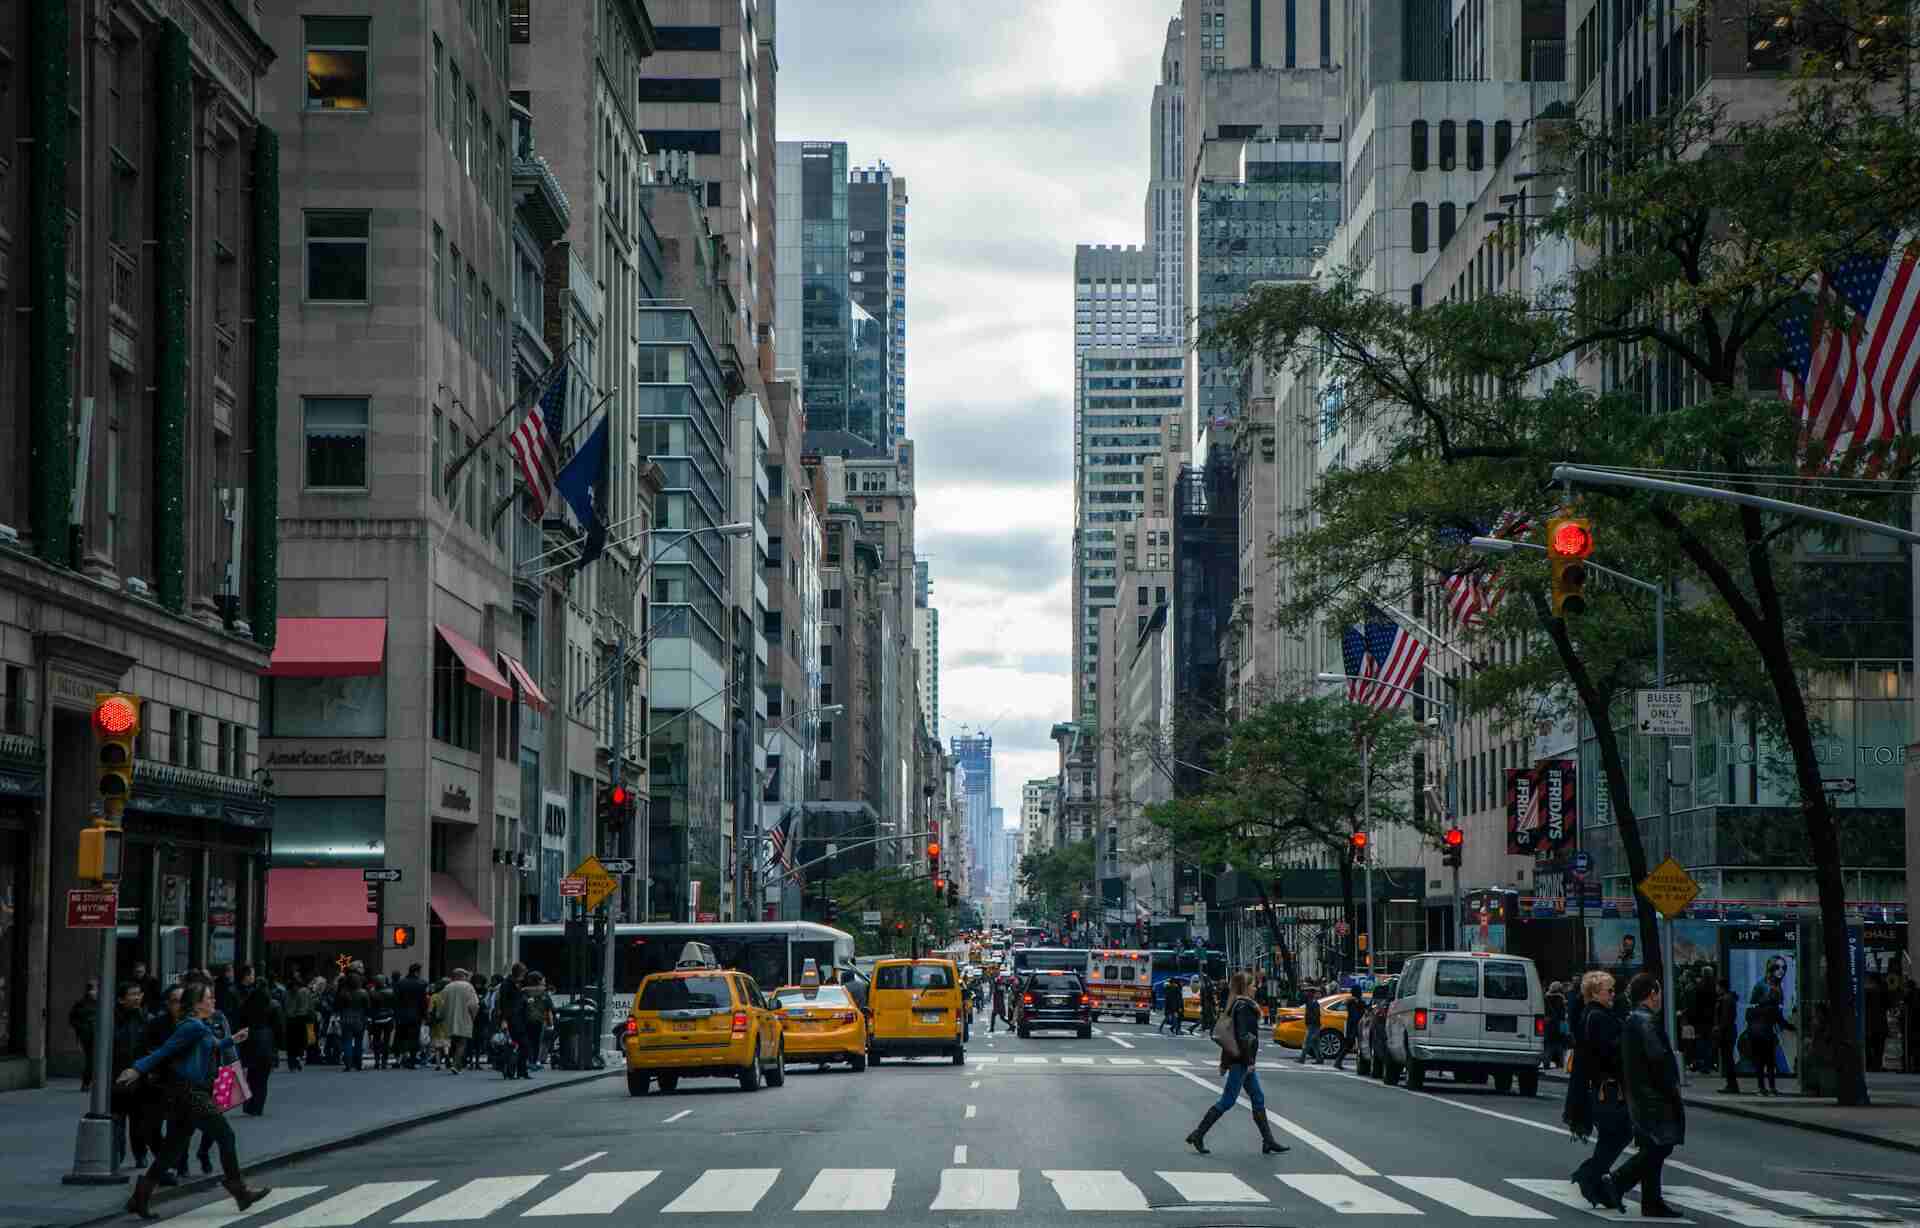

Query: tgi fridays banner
left=1506, top=760, right=1576, bottom=856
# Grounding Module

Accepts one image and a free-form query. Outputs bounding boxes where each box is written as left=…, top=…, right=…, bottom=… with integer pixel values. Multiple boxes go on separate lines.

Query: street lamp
left=750, top=702, right=845, bottom=919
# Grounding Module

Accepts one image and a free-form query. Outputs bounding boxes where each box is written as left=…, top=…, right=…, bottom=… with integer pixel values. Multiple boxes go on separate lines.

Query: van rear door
left=1427, top=957, right=1484, bottom=1047
left=1478, top=959, right=1539, bottom=1055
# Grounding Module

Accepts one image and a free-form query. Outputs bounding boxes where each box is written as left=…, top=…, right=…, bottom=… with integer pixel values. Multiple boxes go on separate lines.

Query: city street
left=145, top=1012, right=1920, bottom=1227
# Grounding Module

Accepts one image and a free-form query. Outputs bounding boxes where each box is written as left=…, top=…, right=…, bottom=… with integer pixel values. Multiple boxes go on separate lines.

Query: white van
left=1381, top=951, right=1545, bottom=1096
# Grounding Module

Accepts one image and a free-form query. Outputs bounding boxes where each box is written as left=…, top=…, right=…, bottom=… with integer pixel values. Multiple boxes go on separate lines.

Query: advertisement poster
left=1585, top=920, right=1718, bottom=979
left=1536, top=759, right=1576, bottom=856
left=1728, top=945, right=1797, bottom=1075
left=1506, top=768, right=1539, bottom=856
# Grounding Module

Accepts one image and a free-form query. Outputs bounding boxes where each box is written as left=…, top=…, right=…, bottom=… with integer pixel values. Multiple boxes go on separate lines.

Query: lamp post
left=750, top=703, right=845, bottom=919
left=1469, top=534, right=1679, bottom=1066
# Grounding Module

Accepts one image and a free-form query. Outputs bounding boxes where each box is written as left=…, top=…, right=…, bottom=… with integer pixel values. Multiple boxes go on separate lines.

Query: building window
left=1411, top=202, right=1429, bottom=253
left=820, top=683, right=833, bottom=706
left=766, top=536, right=782, bottom=565
left=1410, top=120, right=1428, bottom=171
left=821, top=644, right=833, bottom=668
left=450, top=244, right=464, bottom=342
left=819, top=721, right=833, bottom=743
left=824, top=588, right=843, bottom=610
left=511, top=0, right=530, bottom=42
left=465, top=87, right=477, bottom=175
left=1439, top=120, right=1457, bottom=171
left=820, top=759, right=833, bottom=782
left=305, top=210, right=371, bottom=302
left=303, top=396, right=370, bottom=489
left=1466, top=120, right=1484, bottom=171
left=305, top=17, right=370, bottom=110
left=431, top=224, right=444, bottom=319
left=432, top=636, right=481, bottom=750
left=432, top=37, right=444, bottom=131
left=1438, top=202, right=1457, bottom=247
left=1494, top=119, right=1513, bottom=165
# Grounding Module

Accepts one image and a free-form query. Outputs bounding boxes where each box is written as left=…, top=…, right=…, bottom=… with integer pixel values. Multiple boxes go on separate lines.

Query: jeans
left=340, top=1025, right=366, bottom=1071
left=1213, top=1064, right=1267, bottom=1114
left=1298, top=1025, right=1321, bottom=1061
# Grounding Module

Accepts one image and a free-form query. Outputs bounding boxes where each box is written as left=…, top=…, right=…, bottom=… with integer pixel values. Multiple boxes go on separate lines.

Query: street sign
left=599, top=858, right=636, bottom=874
left=570, top=854, right=619, bottom=911
left=1637, top=857, right=1701, bottom=919
left=558, top=876, right=588, bottom=898
left=67, top=887, right=118, bottom=928
left=1823, top=778, right=1857, bottom=795
left=361, top=868, right=402, bottom=883
left=862, top=910, right=883, bottom=925
left=696, top=911, right=718, bottom=923
left=1634, top=689, right=1694, bottom=737
left=1572, top=850, right=1593, bottom=875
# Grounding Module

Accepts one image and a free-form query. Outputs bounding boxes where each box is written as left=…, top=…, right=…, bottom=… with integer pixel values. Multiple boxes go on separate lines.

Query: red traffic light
left=1549, top=518, right=1594, bottom=559
left=934, top=877, right=946, bottom=891
left=93, top=695, right=139, bottom=738
left=1443, top=828, right=1464, bottom=848
left=926, top=842, right=940, bottom=858
left=1350, top=831, right=1370, bottom=849
left=610, top=785, right=631, bottom=806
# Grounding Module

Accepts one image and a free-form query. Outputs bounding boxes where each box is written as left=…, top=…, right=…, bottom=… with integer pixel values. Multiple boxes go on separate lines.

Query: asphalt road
left=147, top=1011, right=1920, bottom=1227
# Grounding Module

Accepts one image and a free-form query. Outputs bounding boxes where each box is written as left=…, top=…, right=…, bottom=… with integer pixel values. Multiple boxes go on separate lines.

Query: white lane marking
left=1282, top=1174, right=1424, bottom=1215
left=1507, top=1179, right=1696, bottom=1222
left=1013, top=1056, right=1048, bottom=1064
left=522, top=1172, right=659, bottom=1217
left=272, top=1184, right=432, bottom=1228
left=1391, top=1176, right=1551, bottom=1219
left=968, top=1055, right=1000, bottom=1063
left=793, top=1169, right=894, bottom=1212
left=1157, top=1171, right=1269, bottom=1204
left=1045, top=1170, right=1150, bottom=1211
left=1665, top=1187, right=1820, bottom=1228
left=1107, top=1056, right=1145, bottom=1065
left=558, top=1152, right=606, bottom=1173
left=394, top=1176, right=546, bottom=1223
left=1059, top=1056, right=1095, bottom=1065
left=969, top=1079, right=981, bottom=1088
left=661, top=1169, right=781, bottom=1214
left=1664, top=1163, right=1894, bottom=1220
left=964, top=1103, right=977, bottom=1118
left=953, top=1145, right=968, bottom=1165
left=1153, top=1058, right=1192, bottom=1066
left=1166, top=1066, right=1376, bottom=1175
left=930, top=1169, right=1019, bottom=1211
left=168, top=1187, right=327, bottom=1228
left=663, top=1109, right=692, bottom=1123
left=1108, top=1034, right=1136, bottom=1049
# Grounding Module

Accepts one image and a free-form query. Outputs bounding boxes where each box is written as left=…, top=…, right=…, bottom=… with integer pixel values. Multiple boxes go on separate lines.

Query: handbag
left=210, top=1060, right=252, bottom=1114
left=1210, top=1006, right=1241, bottom=1061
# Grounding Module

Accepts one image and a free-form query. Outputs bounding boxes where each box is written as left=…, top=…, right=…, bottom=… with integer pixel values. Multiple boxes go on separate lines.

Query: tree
left=1017, top=839, right=1095, bottom=924
left=824, top=868, right=953, bottom=955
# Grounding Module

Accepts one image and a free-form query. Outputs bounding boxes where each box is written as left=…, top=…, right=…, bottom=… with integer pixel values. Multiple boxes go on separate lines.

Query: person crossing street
left=1184, top=971, right=1288, bottom=1156
left=1333, top=987, right=1362, bottom=1070
left=1297, top=985, right=1323, bottom=1063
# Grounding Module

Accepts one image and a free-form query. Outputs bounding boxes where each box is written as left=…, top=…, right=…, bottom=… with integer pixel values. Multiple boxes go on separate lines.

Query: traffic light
left=894, top=919, right=906, bottom=933
left=365, top=882, right=383, bottom=914
left=1546, top=512, right=1594, bottom=618
left=1442, top=827, right=1464, bottom=867
left=824, top=897, right=839, bottom=923
left=1349, top=830, right=1370, bottom=865
left=947, top=880, right=959, bottom=907
left=386, top=924, right=415, bottom=948
left=93, top=692, right=139, bottom=819
left=1070, top=910, right=1079, bottom=924
left=609, top=784, right=634, bottom=826
left=933, top=876, right=946, bottom=896
left=927, top=839, right=940, bottom=880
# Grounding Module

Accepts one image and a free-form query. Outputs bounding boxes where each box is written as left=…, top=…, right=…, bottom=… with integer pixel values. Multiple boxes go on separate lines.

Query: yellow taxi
left=869, top=957, right=966, bottom=1066
left=1273, top=991, right=1356, bottom=1061
left=772, top=961, right=870, bottom=1072
left=623, top=942, right=788, bottom=1096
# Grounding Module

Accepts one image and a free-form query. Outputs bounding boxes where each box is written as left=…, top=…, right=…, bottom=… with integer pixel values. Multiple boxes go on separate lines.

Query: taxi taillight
left=1022, top=992, right=1034, bottom=1006
left=624, top=1018, right=637, bottom=1036
left=1413, top=1008, right=1429, bottom=1031
left=731, top=1011, right=749, bottom=1036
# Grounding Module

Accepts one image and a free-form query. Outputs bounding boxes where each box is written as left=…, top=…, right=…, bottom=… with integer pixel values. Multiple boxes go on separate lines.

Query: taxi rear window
left=774, top=986, right=852, bottom=1008
left=875, top=963, right=954, bottom=990
left=638, top=975, right=732, bottom=1011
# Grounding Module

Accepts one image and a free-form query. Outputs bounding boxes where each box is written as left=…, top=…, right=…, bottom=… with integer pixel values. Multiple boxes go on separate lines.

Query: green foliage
left=1016, top=839, right=1095, bottom=921
left=823, top=868, right=954, bottom=953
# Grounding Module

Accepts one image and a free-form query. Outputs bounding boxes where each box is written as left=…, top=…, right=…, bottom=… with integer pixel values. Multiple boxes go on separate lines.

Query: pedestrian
left=1297, top=984, right=1323, bottom=1064
left=1183, top=970, right=1288, bottom=1156
left=1162, top=976, right=1184, bottom=1036
left=69, top=980, right=100, bottom=1090
left=368, top=975, right=396, bottom=1070
left=190, top=977, right=237, bottom=1177
left=1715, top=978, right=1741, bottom=1093
left=1568, top=971, right=1632, bottom=1209
left=393, top=962, right=429, bottom=1069
left=284, top=975, right=314, bottom=1073
left=1333, top=987, right=1362, bottom=1070
left=110, top=981, right=151, bottom=1170
left=1603, top=971, right=1684, bottom=1217
left=1904, top=977, right=1920, bottom=1074
left=469, top=975, right=493, bottom=1070
left=235, top=965, right=279, bottom=1116
left=519, top=973, right=554, bottom=1074
left=440, top=970, right=479, bottom=1074
left=1745, top=965, right=1789, bottom=1097
left=427, top=979, right=452, bottom=1069
left=1544, top=983, right=1569, bottom=1071
left=1864, top=972, right=1889, bottom=1072
left=989, top=974, right=1006, bottom=1034
left=130, top=962, right=162, bottom=1008
left=117, top=981, right=270, bottom=1220
left=335, top=973, right=370, bottom=1073
left=139, top=986, right=185, bottom=1186
left=317, top=976, right=341, bottom=1066
left=1197, top=971, right=1218, bottom=1039
left=1687, top=969, right=1718, bottom=1073
left=497, top=964, right=529, bottom=1079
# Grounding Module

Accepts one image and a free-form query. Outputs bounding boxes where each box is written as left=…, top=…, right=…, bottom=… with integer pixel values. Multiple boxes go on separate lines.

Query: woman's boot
left=1253, top=1110, right=1290, bottom=1154
left=1185, top=1105, right=1225, bottom=1155
left=126, top=1175, right=160, bottom=1220
left=223, top=1179, right=271, bottom=1212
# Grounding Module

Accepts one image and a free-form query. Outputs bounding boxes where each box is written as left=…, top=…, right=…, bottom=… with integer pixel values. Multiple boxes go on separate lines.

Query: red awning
left=434, top=624, right=513, bottom=701
left=266, top=618, right=387, bottom=678
left=497, top=653, right=551, bottom=715
left=430, top=872, right=493, bottom=940
left=263, top=868, right=378, bottom=943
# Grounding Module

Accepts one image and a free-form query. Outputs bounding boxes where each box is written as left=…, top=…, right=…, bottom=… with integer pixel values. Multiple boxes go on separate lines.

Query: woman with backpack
left=367, top=975, right=396, bottom=1070
left=116, top=982, right=270, bottom=1219
left=519, top=974, right=554, bottom=1074
left=334, top=974, right=370, bottom=1072
left=1184, top=971, right=1288, bottom=1156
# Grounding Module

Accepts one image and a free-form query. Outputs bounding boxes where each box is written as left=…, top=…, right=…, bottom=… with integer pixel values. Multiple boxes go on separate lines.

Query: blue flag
left=555, top=412, right=610, bottom=567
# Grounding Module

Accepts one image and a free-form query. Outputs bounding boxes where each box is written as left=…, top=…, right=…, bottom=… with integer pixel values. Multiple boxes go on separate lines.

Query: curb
left=1538, top=1071, right=1920, bottom=1157
left=50, top=1067, right=621, bottom=1228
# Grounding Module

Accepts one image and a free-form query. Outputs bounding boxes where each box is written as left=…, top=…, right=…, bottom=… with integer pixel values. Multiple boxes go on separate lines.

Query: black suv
left=1016, top=972, right=1092, bottom=1039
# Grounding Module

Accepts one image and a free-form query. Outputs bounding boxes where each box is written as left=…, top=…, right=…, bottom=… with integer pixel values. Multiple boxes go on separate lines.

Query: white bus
left=510, top=921, right=856, bottom=1021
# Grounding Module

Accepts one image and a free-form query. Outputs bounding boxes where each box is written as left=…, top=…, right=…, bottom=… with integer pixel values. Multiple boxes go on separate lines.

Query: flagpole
left=489, top=389, right=617, bottom=534
left=443, top=337, right=582, bottom=498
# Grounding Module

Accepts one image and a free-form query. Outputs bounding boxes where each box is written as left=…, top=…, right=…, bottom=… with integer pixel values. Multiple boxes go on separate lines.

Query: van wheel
left=739, top=1052, right=762, bottom=1092
left=657, top=1075, right=679, bottom=1093
left=626, top=1071, right=650, bottom=1097
left=1077, top=1026, right=1092, bottom=1039
left=1383, top=1058, right=1401, bottom=1085
left=952, top=1047, right=965, bottom=1066
left=1136, top=1012, right=1149, bottom=1025
left=1406, top=1058, right=1427, bottom=1090
left=1493, top=1071, right=1513, bottom=1094
left=870, top=1052, right=882, bottom=1066
left=766, top=1045, right=786, bottom=1088
left=1518, top=1070, right=1539, bottom=1098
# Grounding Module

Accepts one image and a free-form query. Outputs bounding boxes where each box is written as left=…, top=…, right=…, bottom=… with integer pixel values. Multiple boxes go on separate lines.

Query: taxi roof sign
left=675, top=941, right=719, bottom=969
left=801, top=958, right=821, bottom=986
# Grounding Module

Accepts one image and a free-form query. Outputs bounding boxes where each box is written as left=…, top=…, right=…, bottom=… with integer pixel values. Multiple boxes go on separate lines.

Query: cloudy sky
left=779, top=1, right=1176, bottom=822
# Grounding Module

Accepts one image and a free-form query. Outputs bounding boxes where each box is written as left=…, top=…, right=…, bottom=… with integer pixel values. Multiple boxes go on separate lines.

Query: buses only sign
left=1635, top=689, right=1693, bottom=738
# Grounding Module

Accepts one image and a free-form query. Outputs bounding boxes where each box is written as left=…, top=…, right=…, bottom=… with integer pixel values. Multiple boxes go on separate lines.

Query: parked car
left=1381, top=952, right=1544, bottom=1096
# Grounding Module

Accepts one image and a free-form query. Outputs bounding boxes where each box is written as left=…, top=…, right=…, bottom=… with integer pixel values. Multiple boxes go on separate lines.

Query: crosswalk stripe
left=274, top=1184, right=435, bottom=1228
left=1507, top=1179, right=1694, bottom=1223
left=1665, top=1164, right=1894, bottom=1220
left=1664, top=1187, right=1812, bottom=1228
left=1043, top=1170, right=1149, bottom=1211
left=1156, top=1171, right=1269, bottom=1204
left=521, top=1172, right=659, bottom=1217
left=1154, top=1058, right=1191, bottom=1066
left=1392, top=1177, right=1552, bottom=1218
left=394, top=1177, right=545, bottom=1223
left=1059, top=1056, right=1094, bottom=1065
left=166, top=1186, right=326, bottom=1228
left=930, top=1169, right=1019, bottom=1211
left=1107, top=1056, right=1144, bottom=1065
left=1014, top=1056, right=1047, bottom=1064
left=968, top=1055, right=1000, bottom=1063
left=794, top=1169, right=894, bottom=1212
left=1282, top=1174, right=1424, bottom=1215
left=661, top=1170, right=780, bottom=1214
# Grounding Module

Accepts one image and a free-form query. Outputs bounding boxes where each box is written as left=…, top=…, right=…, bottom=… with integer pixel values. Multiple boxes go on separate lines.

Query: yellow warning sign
left=571, top=855, right=619, bottom=912
left=1637, top=857, right=1700, bottom=920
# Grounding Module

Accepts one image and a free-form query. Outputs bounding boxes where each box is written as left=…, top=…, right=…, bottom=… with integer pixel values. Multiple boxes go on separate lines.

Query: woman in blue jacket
left=115, top=982, right=270, bottom=1220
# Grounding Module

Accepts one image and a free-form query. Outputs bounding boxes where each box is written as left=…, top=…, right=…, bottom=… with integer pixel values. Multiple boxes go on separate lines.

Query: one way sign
left=599, top=858, right=635, bottom=874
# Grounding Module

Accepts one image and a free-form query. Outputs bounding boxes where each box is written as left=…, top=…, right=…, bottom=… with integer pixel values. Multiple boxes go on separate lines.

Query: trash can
left=552, top=1003, right=597, bottom=1071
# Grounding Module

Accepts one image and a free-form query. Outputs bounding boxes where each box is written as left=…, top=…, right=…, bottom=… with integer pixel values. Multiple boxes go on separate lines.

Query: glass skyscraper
left=794, top=142, right=855, bottom=438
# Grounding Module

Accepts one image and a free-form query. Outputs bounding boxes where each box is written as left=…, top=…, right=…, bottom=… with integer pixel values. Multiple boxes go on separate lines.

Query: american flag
left=1439, top=514, right=1533, bottom=629
left=766, top=810, right=797, bottom=881
left=508, top=364, right=569, bottom=518
left=1356, top=613, right=1430, bottom=713
left=1779, top=233, right=1919, bottom=470
left=1340, top=624, right=1374, bottom=702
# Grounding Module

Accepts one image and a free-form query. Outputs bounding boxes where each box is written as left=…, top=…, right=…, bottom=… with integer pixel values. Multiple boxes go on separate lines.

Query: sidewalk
left=0, top=1059, right=620, bottom=1228
left=1543, top=1068, right=1920, bottom=1154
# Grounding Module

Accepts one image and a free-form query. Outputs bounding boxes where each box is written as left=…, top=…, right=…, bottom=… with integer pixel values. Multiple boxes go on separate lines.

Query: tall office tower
left=913, top=559, right=940, bottom=738
left=1071, top=245, right=1162, bottom=726
left=1147, top=18, right=1187, bottom=340
left=1021, top=779, right=1056, bottom=858
left=950, top=731, right=994, bottom=900
left=773, top=142, right=807, bottom=395
left=849, top=301, right=887, bottom=445
left=778, top=142, right=879, bottom=441
left=635, top=0, right=771, bottom=399
left=850, top=164, right=909, bottom=443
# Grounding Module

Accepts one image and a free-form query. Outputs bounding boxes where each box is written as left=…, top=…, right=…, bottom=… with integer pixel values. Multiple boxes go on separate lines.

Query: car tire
left=869, top=1051, right=882, bottom=1066
left=1518, top=1070, right=1539, bottom=1098
left=626, top=1071, right=650, bottom=1097
left=1493, top=1071, right=1513, bottom=1094
left=1318, top=1030, right=1346, bottom=1061
left=1077, top=1026, right=1092, bottom=1039
left=850, top=1050, right=867, bottom=1072
left=766, top=1045, right=786, bottom=1088
left=657, top=1075, right=679, bottom=1093
left=1383, top=1057, right=1401, bottom=1085
left=952, top=1047, right=965, bottom=1066
left=1136, top=1013, right=1149, bottom=1025
left=1406, top=1057, right=1427, bottom=1090
left=1017, top=1025, right=1030, bottom=1039
left=739, top=1051, right=762, bottom=1092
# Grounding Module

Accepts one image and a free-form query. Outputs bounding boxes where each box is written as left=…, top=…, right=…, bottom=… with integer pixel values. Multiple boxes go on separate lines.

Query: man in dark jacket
left=1607, top=971, right=1684, bottom=1217
left=110, top=982, right=151, bottom=1169
left=1161, top=977, right=1184, bottom=1036
left=236, top=966, right=279, bottom=1115
left=1714, top=979, right=1741, bottom=1093
left=1297, top=986, right=1323, bottom=1063
left=393, top=964, right=429, bottom=1069
left=1333, top=991, right=1362, bottom=1070
left=1686, top=972, right=1719, bottom=1072
left=69, top=980, right=100, bottom=1091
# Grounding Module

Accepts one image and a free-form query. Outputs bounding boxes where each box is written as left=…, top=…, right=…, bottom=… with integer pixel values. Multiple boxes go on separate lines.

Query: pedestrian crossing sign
left=1637, top=857, right=1700, bottom=919
left=571, top=855, right=620, bottom=911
